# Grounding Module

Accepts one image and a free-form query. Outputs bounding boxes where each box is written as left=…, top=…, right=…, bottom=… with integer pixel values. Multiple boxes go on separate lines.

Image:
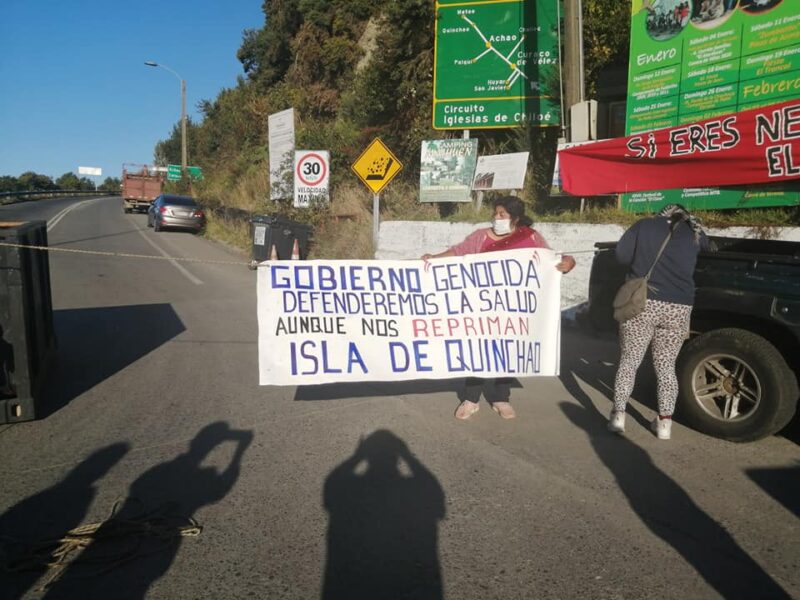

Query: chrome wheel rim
left=690, top=354, right=761, bottom=422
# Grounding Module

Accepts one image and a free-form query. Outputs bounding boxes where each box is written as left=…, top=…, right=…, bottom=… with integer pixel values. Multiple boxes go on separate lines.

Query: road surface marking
left=47, top=198, right=100, bottom=232
left=136, top=228, right=204, bottom=286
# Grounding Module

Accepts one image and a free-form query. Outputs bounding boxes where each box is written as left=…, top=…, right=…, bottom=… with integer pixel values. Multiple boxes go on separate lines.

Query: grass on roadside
left=203, top=214, right=250, bottom=254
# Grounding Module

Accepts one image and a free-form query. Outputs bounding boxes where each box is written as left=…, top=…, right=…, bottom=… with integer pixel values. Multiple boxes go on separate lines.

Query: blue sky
left=0, top=0, right=264, bottom=181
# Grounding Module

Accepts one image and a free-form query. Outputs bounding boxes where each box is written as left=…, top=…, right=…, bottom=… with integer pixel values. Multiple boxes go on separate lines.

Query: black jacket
left=615, top=216, right=710, bottom=305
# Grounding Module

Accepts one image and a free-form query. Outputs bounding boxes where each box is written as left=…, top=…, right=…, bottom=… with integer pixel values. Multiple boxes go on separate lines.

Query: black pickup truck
left=580, top=236, right=800, bottom=442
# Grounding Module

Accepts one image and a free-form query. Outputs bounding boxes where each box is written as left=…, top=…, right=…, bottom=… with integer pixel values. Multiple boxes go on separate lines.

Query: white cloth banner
left=257, top=248, right=562, bottom=385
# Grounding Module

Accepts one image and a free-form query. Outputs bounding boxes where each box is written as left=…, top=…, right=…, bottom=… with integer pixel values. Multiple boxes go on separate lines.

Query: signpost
left=294, top=151, right=330, bottom=208
left=622, top=0, right=800, bottom=212
left=433, top=0, right=561, bottom=130
left=268, top=108, right=296, bottom=200
left=351, top=138, right=403, bottom=248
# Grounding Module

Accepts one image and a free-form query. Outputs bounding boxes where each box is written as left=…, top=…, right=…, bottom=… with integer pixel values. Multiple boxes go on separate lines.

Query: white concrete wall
left=377, top=220, right=800, bottom=315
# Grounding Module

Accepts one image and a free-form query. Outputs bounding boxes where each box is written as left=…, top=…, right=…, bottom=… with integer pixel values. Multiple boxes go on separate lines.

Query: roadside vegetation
left=151, top=0, right=797, bottom=259
left=0, top=172, right=120, bottom=194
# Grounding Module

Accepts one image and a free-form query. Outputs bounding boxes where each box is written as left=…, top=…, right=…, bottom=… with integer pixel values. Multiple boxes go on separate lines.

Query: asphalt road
left=0, top=196, right=798, bottom=599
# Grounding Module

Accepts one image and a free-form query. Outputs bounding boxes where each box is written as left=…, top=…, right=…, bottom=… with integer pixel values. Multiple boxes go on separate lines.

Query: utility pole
left=180, top=79, right=187, bottom=174
left=145, top=61, right=187, bottom=176
left=563, top=0, right=585, bottom=142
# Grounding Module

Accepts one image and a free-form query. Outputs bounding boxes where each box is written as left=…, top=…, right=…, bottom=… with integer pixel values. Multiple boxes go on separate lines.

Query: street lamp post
left=144, top=61, right=187, bottom=175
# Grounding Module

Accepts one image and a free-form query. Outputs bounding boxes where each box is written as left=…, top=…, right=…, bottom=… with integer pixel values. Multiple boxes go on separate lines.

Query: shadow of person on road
left=322, top=430, right=445, bottom=600
left=559, top=367, right=791, bottom=599
left=43, top=422, right=252, bottom=599
left=0, top=442, right=129, bottom=598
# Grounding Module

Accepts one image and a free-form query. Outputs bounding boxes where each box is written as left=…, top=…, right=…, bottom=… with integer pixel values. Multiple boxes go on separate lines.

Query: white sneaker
left=607, top=411, right=626, bottom=434
left=651, top=417, right=672, bottom=440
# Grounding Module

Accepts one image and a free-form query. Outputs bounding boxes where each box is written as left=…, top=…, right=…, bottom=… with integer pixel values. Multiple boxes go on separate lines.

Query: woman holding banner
left=421, top=195, right=575, bottom=420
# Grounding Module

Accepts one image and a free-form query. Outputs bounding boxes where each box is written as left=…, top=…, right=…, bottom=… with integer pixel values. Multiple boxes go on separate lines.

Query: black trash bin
left=0, top=220, right=56, bottom=423
left=249, top=215, right=312, bottom=266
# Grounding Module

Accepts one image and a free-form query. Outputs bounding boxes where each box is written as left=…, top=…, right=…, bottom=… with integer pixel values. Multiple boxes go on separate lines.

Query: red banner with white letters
left=558, top=100, right=800, bottom=196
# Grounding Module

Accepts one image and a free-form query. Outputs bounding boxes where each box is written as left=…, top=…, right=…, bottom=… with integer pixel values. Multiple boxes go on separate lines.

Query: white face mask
left=492, top=218, right=512, bottom=235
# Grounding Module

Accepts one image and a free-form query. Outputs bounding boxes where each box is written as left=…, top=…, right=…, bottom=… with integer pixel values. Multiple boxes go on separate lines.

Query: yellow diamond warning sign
left=351, top=138, right=403, bottom=194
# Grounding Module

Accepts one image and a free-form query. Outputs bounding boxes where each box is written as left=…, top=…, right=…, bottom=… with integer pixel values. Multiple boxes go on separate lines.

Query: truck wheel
left=676, top=328, right=799, bottom=442
left=124, top=207, right=132, bottom=214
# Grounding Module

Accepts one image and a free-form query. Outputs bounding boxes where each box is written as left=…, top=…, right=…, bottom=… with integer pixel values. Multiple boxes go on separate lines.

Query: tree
left=18, top=172, right=56, bottom=191
left=78, top=177, right=96, bottom=191
left=237, top=0, right=303, bottom=88
left=56, top=172, right=81, bottom=190
left=583, top=0, right=631, bottom=97
left=154, top=118, right=197, bottom=166
left=0, top=176, right=20, bottom=193
left=98, top=177, right=121, bottom=192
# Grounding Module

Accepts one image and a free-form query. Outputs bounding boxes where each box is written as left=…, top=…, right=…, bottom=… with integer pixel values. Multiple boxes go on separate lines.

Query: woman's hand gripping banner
left=257, top=249, right=563, bottom=385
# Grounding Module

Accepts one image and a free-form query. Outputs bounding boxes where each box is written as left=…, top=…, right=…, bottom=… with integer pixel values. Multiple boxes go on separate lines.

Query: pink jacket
left=449, top=227, right=550, bottom=256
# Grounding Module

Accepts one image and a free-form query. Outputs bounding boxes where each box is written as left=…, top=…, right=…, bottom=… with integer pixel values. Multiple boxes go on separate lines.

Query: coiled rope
left=2, top=499, right=201, bottom=591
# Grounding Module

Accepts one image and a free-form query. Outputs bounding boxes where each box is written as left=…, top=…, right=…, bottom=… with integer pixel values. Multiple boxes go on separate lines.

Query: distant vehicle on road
left=122, top=164, right=165, bottom=214
left=147, top=194, right=206, bottom=233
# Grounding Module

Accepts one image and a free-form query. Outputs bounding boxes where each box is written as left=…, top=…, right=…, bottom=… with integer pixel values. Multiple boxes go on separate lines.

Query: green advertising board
left=433, top=0, right=560, bottom=130
left=623, top=0, right=800, bottom=212
left=419, top=139, right=479, bottom=202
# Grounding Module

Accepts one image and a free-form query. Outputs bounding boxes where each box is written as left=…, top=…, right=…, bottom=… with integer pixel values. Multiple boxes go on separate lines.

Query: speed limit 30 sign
left=294, top=150, right=330, bottom=207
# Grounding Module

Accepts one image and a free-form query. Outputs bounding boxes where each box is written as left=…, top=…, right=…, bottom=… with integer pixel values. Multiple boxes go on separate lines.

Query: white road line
left=136, top=228, right=204, bottom=286
left=47, top=198, right=99, bottom=232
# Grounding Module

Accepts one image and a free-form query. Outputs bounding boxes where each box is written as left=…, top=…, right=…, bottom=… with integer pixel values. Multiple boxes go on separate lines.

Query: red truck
left=122, top=164, right=165, bottom=213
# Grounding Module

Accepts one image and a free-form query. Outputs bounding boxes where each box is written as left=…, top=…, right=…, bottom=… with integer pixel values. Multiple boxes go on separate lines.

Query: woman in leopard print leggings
left=613, top=300, right=691, bottom=416
left=608, top=205, right=710, bottom=440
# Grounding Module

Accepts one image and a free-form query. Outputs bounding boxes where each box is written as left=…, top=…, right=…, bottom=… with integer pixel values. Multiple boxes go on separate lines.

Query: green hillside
left=159, top=1, right=796, bottom=258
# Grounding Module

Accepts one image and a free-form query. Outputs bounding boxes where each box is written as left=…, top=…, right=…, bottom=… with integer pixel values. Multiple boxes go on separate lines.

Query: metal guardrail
left=0, top=190, right=116, bottom=205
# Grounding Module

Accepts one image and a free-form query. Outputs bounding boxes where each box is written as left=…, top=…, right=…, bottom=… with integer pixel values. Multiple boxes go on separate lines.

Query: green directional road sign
left=433, top=0, right=560, bottom=130
left=166, top=165, right=203, bottom=181
left=167, top=164, right=182, bottom=181
left=187, top=166, right=203, bottom=181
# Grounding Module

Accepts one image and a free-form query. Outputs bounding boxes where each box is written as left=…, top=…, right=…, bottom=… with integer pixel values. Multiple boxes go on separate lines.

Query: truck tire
left=676, top=328, right=799, bottom=442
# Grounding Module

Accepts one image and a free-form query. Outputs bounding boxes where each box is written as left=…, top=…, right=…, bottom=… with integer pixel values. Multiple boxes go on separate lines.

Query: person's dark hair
left=658, top=202, right=690, bottom=228
left=493, top=196, right=533, bottom=227
left=658, top=202, right=705, bottom=240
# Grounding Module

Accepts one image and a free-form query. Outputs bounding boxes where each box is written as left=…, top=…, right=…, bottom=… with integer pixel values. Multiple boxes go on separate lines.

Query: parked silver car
left=147, top=195, right=206, bottom=233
